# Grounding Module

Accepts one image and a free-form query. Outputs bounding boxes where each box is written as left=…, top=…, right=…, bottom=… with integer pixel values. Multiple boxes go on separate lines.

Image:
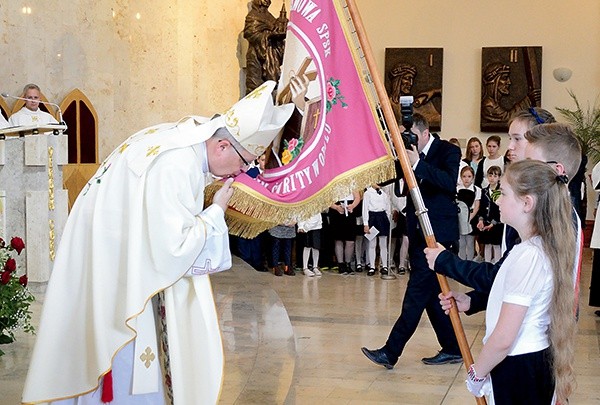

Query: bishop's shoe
left=361, top=347, right=396, bottom=369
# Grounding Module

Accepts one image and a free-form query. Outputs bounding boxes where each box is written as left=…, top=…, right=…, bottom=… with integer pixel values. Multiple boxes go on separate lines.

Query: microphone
left=1, top=93, right=65, bottom=126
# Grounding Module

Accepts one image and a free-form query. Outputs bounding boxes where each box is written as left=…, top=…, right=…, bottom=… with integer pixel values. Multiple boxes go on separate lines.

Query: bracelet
left=467, top=364, right=486, bottom=382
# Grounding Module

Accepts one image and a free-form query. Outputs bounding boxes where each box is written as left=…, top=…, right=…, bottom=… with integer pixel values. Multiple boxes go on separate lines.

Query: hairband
left=556, top=174, right=569, bottom=184
left=529, top=107, right=544, bottom=124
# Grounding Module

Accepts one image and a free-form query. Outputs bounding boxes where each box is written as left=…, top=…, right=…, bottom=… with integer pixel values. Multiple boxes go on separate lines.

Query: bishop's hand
left=213, top=178, right=235, bottom=211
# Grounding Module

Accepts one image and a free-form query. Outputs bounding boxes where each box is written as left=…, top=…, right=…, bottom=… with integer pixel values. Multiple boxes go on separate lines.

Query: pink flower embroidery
left=287, top=138, right=298, bottom=151
left=325, top=77, right=348, bottom=112
left=326, top=82, right=336, bottom=101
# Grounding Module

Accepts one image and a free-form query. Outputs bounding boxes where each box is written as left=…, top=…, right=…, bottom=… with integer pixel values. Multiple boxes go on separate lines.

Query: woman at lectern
left=8, top=83, right=58, bottom=126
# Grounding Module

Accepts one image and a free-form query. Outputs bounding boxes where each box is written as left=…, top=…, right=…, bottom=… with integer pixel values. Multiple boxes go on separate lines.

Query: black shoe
left=380, top=267, right=388, bottom=276
left=347, top=263, right=355, bottom=275
left=421, top=351, right=463, bottom=365
left=398, top=267, right=407, bottom=275
left=367, top=267, right=375, bottom=276
left=356, top=264, right=363, bottom=273
left=595, top=310, right=600, bottom=317
left=361, top=347, right=396, bottom=369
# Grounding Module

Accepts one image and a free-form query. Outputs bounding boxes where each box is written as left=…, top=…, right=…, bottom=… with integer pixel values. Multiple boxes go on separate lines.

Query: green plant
left=0, top=236, right=34, bottom=356
left=556, top=89, right=600, bottom=163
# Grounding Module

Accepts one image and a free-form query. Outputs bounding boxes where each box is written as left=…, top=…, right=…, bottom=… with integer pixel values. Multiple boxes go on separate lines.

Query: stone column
left=0, top=133, right=68, bottom=282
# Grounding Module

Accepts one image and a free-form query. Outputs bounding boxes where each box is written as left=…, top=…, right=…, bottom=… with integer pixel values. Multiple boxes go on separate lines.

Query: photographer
left=362, top=112, right=463, bottom=368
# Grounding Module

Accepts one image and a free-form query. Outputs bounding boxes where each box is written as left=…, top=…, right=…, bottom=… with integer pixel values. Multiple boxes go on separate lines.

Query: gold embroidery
left=49, top=220, right=55, bottom=261
left=48, top=147, right=55, bottom=210
left=224, top=82, right=268, bottom=136
left=245, top=82, right=268, bottom=99
left=146, top=145, right=160, bottom=157
left=140, top=347, right=156, bottom=368
left=224, top=109, right=239, bottom=136
left=145, top=128, right=158, bottom=135
left=119, top=143, right=129, bottom=153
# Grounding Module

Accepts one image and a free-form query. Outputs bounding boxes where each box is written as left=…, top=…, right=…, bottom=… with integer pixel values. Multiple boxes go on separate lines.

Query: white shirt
left=8, top=106, right=58, bottom=126
left=297, top=213, right=323, bottom=232
left=412, top=135, right=435, bottom=170
left=362, top=186, right=391, bottom=224
left=484, top=236, right=552, bottom=355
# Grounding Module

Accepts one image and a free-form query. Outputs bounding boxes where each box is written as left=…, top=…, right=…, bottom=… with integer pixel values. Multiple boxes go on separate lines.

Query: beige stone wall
left=356, top=0, right=600, bottom=143
left=0, top=0, right=253, bottom=159
left=1, top=0, right=598, bottom=173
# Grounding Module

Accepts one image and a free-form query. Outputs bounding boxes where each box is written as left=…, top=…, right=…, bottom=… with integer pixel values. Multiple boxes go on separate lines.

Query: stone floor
left=1, top=252, right=599, bottom=404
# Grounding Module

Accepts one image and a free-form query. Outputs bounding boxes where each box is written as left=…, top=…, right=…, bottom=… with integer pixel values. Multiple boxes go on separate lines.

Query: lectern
left=0, top=124, right=68, bottom=282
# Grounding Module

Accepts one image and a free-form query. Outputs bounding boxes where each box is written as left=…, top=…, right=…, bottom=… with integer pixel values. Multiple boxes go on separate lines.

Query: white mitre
left=215, top=80, right=295, bottom=156
left=125, top=81, right=293, bottom=176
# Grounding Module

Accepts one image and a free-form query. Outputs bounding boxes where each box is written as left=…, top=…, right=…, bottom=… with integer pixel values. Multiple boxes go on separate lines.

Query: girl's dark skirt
left=490, top=347, right=554, bottom=405
left=368, top=211, right=390, bottom=237
left=304, top=229, right=321, bottom=249
left=329, top=201, right=357, bottom=241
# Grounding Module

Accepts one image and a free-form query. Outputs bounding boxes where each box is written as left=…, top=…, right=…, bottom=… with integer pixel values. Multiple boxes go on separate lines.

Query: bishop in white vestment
left=22, top=81, right=293, bottom=405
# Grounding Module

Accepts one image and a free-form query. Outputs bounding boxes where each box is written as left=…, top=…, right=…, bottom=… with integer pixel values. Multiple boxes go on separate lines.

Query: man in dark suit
left=362, top=113, right=462, bottom=368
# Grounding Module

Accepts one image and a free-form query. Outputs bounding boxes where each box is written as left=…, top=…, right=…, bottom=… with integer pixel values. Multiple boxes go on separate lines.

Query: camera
left=399, top=95, right=417, bottom=149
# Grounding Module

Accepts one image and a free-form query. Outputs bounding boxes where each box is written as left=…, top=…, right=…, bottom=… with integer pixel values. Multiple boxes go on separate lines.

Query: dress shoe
left=421, top=351, right=463, bottom=365
left=398, top=267, right=407, bottom=275
left=273, top=266, right=283, bottom=277
left=380, top=267, right=388, bottom=276
left=367, top=267, right=376, bottom=276
left=361, top=347, right=396, bottom=369
left=282, top=265, right=295, bottom=276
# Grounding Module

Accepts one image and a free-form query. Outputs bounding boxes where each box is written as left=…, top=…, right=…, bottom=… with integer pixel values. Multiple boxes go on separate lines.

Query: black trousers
left=384, top=234, right=460, bottom=360
left=490, top=348, right=554, bottom=404
left=590, top=249, right=600, bottom=307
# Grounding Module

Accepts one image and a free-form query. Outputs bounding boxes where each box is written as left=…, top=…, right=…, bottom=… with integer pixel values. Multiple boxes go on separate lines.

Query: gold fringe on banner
left=205, top=157, right=396, bottom=238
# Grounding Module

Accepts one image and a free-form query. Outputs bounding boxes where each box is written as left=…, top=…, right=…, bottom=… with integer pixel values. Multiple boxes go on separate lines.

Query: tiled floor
left=2, top=252, right=599, bottom=404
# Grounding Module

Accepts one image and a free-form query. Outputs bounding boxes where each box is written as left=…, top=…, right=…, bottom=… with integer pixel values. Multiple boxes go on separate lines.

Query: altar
left=0, top=125, right=69, bottom=282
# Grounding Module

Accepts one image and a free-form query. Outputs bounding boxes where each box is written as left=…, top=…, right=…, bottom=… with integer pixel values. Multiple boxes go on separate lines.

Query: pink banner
left=225, top=0, right=395, bottom=235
